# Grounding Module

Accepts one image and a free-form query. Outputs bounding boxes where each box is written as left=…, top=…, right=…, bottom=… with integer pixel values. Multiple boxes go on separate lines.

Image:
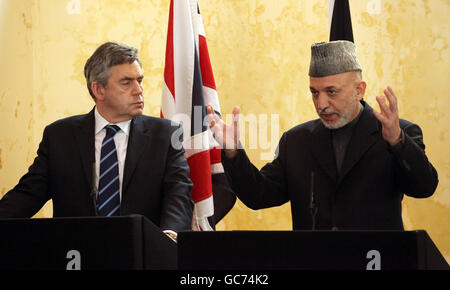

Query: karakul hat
left=309, top=40, right=362, bottom=77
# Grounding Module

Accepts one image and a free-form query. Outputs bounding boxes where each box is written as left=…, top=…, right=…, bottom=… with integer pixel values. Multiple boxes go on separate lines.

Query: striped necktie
left=97, top=125, right=121, bottom=216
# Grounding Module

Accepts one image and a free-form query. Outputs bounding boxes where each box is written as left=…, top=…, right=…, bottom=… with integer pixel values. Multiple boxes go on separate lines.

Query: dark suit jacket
left=222, top=101, right=438, bottom=230
left=0, top=108, right=194, bottom=232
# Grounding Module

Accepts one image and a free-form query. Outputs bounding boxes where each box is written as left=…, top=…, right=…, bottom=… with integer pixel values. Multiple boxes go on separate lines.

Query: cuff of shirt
left=163, top=230, right=178, bottom=243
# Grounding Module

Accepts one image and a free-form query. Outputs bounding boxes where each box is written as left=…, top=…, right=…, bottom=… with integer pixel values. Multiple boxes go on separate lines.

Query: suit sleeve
left=159, top=125, right=194, bottom=232
left=391, top=121, right=438, bottom=198
left=221, top=133, right=290, bottom=210
left=0, top=126, right=52, bottom=218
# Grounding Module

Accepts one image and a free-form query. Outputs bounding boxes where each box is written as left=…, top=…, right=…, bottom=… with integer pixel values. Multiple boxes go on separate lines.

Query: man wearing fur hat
left=206, top=40, right=438, bottom=230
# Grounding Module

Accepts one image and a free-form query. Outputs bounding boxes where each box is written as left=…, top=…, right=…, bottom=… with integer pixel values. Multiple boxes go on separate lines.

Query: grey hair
left=84, top=42, right=142, bottom=100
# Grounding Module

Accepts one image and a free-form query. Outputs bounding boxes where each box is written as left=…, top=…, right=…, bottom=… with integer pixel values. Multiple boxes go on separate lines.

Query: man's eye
left=328, top=90, right=336, bottom=95
left=121, top=82, right=130, bottom=86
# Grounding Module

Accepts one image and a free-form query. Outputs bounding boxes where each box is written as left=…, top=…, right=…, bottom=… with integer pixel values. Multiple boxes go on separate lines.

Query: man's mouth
left=320, top=113, right=338, bottom=121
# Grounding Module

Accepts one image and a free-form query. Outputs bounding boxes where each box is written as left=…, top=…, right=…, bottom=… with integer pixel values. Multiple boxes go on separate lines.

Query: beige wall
left=0, top=0, right=448, bottom=263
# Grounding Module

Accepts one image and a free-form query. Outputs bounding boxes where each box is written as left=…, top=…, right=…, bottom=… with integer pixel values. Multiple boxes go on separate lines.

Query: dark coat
left=0, top=108, right=194, bottom=232
left=222, top=102, right=438, bottom=230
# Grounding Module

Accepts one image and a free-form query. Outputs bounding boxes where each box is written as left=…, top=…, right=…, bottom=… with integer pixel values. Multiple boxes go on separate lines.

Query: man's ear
left=356, top=80, right=367, bottom=101
left=91, top=81, right=106, bottom=101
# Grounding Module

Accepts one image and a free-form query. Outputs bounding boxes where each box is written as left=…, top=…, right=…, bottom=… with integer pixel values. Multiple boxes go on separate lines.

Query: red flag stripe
left=163, top=0, right=175, bottom=99
left=198, top=35, right=216, bottom=90
left=187, top=150, right=213, bottom=203
left=210, top=147, right=222, bottom=164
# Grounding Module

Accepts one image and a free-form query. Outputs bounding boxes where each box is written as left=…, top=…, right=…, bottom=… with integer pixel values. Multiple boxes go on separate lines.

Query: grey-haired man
left=0, top=42, right=194, bottom=240
left=207, top=40, right=438, bottom=230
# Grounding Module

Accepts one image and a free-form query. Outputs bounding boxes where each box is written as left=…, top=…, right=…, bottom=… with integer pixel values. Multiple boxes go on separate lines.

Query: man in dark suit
left=206, top=40, right=438, bottom=230
left=0, top=42, right=194, bottom=238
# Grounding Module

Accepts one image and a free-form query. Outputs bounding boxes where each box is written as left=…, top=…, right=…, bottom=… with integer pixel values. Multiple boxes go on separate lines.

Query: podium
left=178, top=230, right=449, bottom=270
left=0, top=215, right=177, bottom=270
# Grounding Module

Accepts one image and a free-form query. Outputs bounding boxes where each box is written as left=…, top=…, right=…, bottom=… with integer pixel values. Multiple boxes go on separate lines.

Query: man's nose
left=132, top=80, right=143, bottom=95
left=316, top=93, right=330, bottom=111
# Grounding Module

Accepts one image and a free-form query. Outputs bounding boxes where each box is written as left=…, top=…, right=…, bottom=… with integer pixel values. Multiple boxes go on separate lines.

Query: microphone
left=309, top=171, right=318, bottom=230
left=91, top=162, right=98, bottom=216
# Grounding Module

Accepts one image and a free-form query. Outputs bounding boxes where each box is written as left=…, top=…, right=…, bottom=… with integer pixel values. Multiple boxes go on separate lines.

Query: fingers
left=384, top=86, right=398, bottom=114
left=206, top=104, right=240, bottom=150
left=232, top=106, right=240, bottom=145
left=232, top=106, right=240, bottom=117
left=206, top=104, right=214, bottom=115
left=376, top=95, right=390, bottom=118
left=232, top=106, right=240, bottom=127
left=375, top=86, right=399, bottom=120
left=374, top=87, right=402, bottom=145
left=206, top=104, right=219, bottom=129
left=372, top=105, right=388, bottom=124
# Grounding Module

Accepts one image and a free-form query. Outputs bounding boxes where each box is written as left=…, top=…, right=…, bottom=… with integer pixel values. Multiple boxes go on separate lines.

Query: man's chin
left=131, top=108, right=144, bottom=117
left=320, top=118, right=347, bottom=130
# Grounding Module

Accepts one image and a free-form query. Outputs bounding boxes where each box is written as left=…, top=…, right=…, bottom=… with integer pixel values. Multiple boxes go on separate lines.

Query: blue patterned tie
left=97, top=125, right=120, bottom=216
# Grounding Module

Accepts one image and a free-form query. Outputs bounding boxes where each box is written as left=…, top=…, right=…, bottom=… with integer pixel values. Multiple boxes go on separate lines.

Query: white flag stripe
left=328, top=0, right=336, bottom=31
left=189, top=0, right=200, bottom=50
left=161, top=82, right=176, bottom=118
left=174, top=0, right=195, bottom=135
left=192, top=215, right=214, bottom=231
left=193, top=195, right=214, bottom=220
left=203, top=85, right=221, bottom=114
left=211, top=163, right=224, bottom=174
left=195, top=8, right=206, bottom=37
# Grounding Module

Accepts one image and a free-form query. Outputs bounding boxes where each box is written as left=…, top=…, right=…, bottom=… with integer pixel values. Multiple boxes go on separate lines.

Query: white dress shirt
left=93, top=107, right=178, bottom=240
left=94, top=107, right=131, bottom=201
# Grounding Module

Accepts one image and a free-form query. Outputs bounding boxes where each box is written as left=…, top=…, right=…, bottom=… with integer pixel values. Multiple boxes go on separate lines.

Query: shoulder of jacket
left=285, top=119, right=319, bottom=137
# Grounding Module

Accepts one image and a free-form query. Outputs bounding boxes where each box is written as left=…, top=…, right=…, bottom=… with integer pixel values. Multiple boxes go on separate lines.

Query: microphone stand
left=309, top=171, right=318, bottom=230
left=91, top=162, right=98, bottom=216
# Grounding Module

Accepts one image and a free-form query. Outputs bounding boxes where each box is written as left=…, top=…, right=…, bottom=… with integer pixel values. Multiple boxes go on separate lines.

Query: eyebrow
left=310, top=86, right=340, bottom=91
left=119, top=75, right=144, bottom=82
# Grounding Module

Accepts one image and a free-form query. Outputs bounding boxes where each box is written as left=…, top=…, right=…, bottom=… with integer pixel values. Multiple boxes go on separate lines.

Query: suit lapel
left=337, top=102, right=380, bottom=186
left=72, top=111, right=152, bottom=212
left=310, top=122, right=338, bottom=182
left=122, top=116, right=151, bottom=195
left=73, top=108, right=96, bottom=193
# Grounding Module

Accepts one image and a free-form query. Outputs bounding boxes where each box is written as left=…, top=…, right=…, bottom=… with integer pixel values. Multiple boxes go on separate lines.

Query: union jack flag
left=161, top=0, right=235, bottom=230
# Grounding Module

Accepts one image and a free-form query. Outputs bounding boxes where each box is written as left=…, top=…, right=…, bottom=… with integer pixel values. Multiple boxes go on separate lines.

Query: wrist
left=389, top=129, right=405, bottom=150
left=388, top=129, right=402, bottom=146
left=224, top=149, right=238, bottom=159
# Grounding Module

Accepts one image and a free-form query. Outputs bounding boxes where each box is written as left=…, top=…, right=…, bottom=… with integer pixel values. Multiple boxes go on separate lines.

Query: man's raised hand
left=206, top=104, right=240, bottom=158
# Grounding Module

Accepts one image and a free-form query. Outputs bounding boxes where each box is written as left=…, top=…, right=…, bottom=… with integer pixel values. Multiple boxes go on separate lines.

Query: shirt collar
left=94, top=107, right=131, bottom=136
